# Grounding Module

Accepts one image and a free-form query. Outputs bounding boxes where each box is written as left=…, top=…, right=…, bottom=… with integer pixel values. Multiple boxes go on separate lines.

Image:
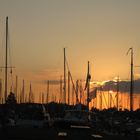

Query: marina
left=0, top=1, right=140, bottom=140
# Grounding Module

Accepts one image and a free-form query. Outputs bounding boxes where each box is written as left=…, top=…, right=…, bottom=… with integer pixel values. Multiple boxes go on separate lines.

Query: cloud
left=42, top=80, right=62, bottom=85
left=101, top=79, right=140, bottom=93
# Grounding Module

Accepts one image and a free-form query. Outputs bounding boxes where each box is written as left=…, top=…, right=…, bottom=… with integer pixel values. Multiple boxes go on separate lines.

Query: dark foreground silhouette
left=0, top=102, right=140, bottom=140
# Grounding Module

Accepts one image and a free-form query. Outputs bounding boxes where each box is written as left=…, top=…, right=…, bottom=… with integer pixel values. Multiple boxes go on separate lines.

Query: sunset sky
left=0, top=0, right=140, bottom=97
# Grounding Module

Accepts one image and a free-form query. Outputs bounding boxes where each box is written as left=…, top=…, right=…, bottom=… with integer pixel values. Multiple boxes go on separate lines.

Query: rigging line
left=80, top=82, right=86, bottom=97
left=65, top=57, right=76, bottom=94
left=102, top=91, right=108, bottom=108
left=69, top=71, right=79, bottom=103
left=65, top=57, right=70, bottom=72
left=0, top=21, right=6, bottom=62
left=8, top=43, right=13, bottom=67
left=10, top=68, right=13, bottom=92
left=0, top=25, right=6, bottom=68
left=66, top=57, right=90, bottom=104
left=111, top=94, right=115, bottom=107
left=65, top=55, right=81, bottom=104
left=7, top=26, right=14, bottom=69
left=9, top=48, right=14, bottom=91
left=79, top=82, right=88, bottom=102
left=7, top=24, right=15, bottom=92
left=0, top=47, right=4, bottom=67
left=65, top=58, right=74, bottom=89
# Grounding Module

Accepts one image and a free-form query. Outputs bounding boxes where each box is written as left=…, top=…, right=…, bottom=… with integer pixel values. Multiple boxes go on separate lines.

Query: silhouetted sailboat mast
left=76, top=80, right=79, bottom=104
left=64, top=48, right=66, bottom=104
left=116, top=76, right=119, bottom=110
left=68, top=71, right=70, bottom=105
left=4, top=17, right=8, bottom=103
left=46, top=80, right=49, bottom=103
left=85, top=61, right=91, bottom=111
left=2, top=17, right=15, bottom=103
left=59, top=76, right=62, bottom=103
left=127, top=47, right=134, bottom=111
left=15, top=75, right=18, bottom=101
left=99, top=87, right=102, bottom=110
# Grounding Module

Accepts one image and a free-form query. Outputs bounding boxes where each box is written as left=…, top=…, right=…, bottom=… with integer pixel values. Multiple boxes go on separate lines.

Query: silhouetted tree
left=6, top=92, right=17, bottom=111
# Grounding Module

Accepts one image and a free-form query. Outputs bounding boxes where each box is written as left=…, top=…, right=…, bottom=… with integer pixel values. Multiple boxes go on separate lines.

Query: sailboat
left=0, top=17, right=17, bottom=128
left=1, top=16, right=15, bottom=103
left=53, top=54, right=94, bottom=138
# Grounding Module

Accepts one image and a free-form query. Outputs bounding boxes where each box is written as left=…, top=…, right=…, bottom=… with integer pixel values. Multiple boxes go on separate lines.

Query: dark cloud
left=42, top=80, right=62, bottom=85
left=101, top=79, right=140, bottom=93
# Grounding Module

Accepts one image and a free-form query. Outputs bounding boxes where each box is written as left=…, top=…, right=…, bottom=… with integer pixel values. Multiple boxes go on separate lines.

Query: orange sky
left=0, top=0, right=140, bottom=104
